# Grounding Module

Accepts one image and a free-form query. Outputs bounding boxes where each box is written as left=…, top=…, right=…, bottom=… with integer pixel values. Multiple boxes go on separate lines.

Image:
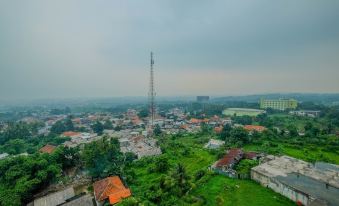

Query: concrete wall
left=251, top=171, right=310, bottom=206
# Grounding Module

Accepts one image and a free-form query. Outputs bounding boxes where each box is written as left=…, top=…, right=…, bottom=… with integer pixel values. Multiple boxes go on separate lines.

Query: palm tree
left=172, top=163, right=191, bottom=196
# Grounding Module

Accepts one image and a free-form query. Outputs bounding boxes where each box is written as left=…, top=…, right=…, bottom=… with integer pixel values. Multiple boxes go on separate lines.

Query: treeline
left=0, top=147, right=78, bottom=206
left=0, top=122, right=69, bottom=155
left=0, top=136, right=131, bottom=206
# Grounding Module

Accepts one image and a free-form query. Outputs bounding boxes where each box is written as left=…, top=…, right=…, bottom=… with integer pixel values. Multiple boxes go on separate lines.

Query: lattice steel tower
left=148, top=52, right=156, bottom=128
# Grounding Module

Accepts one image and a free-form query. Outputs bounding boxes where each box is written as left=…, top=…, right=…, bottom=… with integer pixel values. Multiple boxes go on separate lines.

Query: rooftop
left=216, top=148, right=243, bottom=168
left=252, top=156, right=339, bottom=206
left=31, top=187, right=75, bottom=206
left=39, top=144, right=57, bottom=154
left=62, top=131, right=81, bottom=137
left=244, top=125, right=266, bottom=132
left=93, top=176, right=131, bottom=205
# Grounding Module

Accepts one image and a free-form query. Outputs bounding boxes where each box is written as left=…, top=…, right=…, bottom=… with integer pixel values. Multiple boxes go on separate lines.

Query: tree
left=52, top=146, right=79, bottom=170
left=200, top=122, right=210, bottom=134
left=103, top=120, right=113, bottom=130
left=220, top=124, right=232, bottom=140
left=2, top=139, right=26, bottom=155
left=231, top=115, right=252, bottom=125
left=287, top=125, right=298, bottom=137
left=0, top=122, right=31, bottom=144
left=50, top=120, right=67, bottom=134
left=50, top=117, right=74, bottom=135
left=194, top=169, right=206, bottom=181
left=91, top=121, right=104, bottom=135
left=228, top=127, right=249, bottom=145
left=172, top=163, right=191, bottom=196
left=64, top=117, right=74, bottom=131
left=81, top=137, right=124, bottom=178
left=0, top=151, right=72, bottom=205
left=153, top=124, right=162, bottom=136
left=138, top=108, right=149, bottom=118
left=154, top=156, right=169, bottom=173
left=114, top=125, right=122, bottom=131
left=304, top=122, right=313, bottom=131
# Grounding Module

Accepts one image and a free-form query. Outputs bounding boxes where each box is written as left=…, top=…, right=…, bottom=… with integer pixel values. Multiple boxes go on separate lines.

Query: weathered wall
left=251, top=171, right=310, bottom=206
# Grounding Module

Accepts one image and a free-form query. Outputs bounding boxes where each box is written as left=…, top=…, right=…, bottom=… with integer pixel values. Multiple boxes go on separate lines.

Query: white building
left=289, top=110, right=321, bottom=118
left=251, top=156, right=339, bottom=206
left=0, top=153, right=9, bottom=160
left=204, top=139, right=225, bottom=149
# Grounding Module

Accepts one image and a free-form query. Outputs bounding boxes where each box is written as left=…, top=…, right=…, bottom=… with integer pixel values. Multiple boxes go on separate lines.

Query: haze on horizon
left=1, top=0, right=339, bottom=100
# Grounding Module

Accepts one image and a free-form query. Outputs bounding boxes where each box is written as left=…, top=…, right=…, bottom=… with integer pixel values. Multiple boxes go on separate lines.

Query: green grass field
left=243, top=144, right=339, bottom=164
left=222, top=108, right=264, bottom=117
left=193, top=175, right=293, bottom=206
left=125, top=135, right=295, bottom=206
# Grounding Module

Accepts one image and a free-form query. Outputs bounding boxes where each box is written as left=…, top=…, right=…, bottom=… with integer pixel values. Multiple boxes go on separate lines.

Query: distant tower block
left=197, top=96, right=210, bottom=102
left=148, top=52, right=156, bottom=128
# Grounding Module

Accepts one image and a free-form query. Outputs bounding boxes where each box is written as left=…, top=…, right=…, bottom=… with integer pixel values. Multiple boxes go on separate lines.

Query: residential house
left=243, top=152, right=260, bottom=160
left=204, top=139, right=225, bottom=149
left=211, top=148, right=243, bottom=177
left=39, top=144, right=57, bottom=154
left=62, top=131, right=81, bottom=138
left=93, top=176, right=131, bottom=205
left=244, top=125, right=266, bottom=133
left=0, top=153, right=9, bottom=160
left=214, top=126, right=223, bottom=134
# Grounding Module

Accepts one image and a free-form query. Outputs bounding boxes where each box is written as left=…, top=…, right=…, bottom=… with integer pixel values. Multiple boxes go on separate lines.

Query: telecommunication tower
left=148, top=52, right=156, bottom=128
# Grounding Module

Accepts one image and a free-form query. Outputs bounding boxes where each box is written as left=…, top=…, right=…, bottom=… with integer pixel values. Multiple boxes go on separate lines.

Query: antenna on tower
left=148, top=52, right=156, bottom=129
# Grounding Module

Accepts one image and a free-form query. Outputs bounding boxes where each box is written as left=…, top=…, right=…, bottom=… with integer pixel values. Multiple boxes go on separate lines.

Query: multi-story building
left=289, top=110, right=321, bottom=118
left=260, top=98, right=298, bottom=110
left=197, top=96, right=210, bottom=102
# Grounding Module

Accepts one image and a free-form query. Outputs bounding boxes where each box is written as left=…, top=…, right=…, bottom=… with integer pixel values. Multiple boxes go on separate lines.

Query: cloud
left=0, top=0, right=339, bottom=100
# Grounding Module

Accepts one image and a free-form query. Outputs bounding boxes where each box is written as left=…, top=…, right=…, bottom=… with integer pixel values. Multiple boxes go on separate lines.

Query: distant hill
left=212, top=93, right=339, bottom=105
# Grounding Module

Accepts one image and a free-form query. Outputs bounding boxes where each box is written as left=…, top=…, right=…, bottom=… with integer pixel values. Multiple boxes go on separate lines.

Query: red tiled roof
left=62, top=131, right=81, bottom=137
left=180, top=124, right=188, bottom=129
left=210, top=115, right=220, bottom=121
left=132, top=136, right=144, bottom=143
left=72, top=118, right=81, bottom=123
left=214, top=127, right=223, bottom=133
left=216, top=148, right=243, bottom=168
left=39, top=144, right=56, bottom=154
left=190, top=118, right=209, bottom=124
left=244, top=125, right=266, bottom=132
left=93, top=176, right=131, bottom=205
left=244, top=152, right=257, bottom=159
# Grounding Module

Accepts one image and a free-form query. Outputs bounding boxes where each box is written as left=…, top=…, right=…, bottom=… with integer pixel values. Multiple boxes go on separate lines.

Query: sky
left=1, top=0, right=339, bottom=100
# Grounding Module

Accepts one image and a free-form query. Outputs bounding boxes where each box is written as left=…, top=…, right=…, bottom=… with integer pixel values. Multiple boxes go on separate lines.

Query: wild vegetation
left=0, top=147, right=78, bottom=205
left=120, top=134, right=295, bottom=206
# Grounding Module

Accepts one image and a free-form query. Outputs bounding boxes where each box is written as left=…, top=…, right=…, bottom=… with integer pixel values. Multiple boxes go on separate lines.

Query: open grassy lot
left=193, top=175, right=293, bottom=206
left=222, top=108, right=264, bottom=117
left=125, top=134, right=295, bottom=206
left=266, top=114, right=329, bottom=131
left=243, top=143, right=339, bottom=164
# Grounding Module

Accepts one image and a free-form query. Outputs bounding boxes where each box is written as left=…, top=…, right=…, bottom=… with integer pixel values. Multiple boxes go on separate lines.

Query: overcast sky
left=1, top=0, right=339, bottom=100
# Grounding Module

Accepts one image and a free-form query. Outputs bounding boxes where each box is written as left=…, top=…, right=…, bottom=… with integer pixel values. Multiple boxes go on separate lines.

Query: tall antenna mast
left=149, top=52, right=156, bottom=128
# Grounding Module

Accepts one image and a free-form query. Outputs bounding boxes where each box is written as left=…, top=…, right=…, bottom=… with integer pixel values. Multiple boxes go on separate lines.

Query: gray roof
left=276, top=173, right=339, bottom=206
left=61, top=194, right=94, bottom=206
left=252, top=156, right=339, bottom=206
left=32, top=187, right=75, bottom=206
